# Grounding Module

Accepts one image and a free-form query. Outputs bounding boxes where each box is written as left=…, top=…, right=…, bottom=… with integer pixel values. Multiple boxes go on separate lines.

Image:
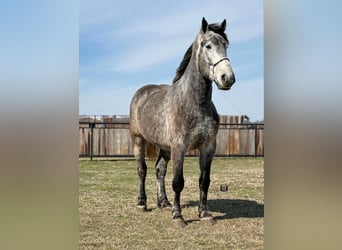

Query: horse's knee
left=138, top=168, right=146, bottom=178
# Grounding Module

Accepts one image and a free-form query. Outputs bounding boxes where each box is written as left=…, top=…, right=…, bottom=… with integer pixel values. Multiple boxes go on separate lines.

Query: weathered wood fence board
left=79, top=128, right=134, bottom=157
left=79, top=115, right=264, bottom=158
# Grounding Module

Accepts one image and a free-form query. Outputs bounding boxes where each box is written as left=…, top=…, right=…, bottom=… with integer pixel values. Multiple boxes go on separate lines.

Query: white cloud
left=109, top=37, right=189, bottom=72
left=80, top=0, right=263, bottom=72
left=80, top=0, right=143, bottom=33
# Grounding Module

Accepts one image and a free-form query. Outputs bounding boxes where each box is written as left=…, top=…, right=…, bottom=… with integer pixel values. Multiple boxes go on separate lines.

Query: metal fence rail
left=79, top=120, right=264, bottom=159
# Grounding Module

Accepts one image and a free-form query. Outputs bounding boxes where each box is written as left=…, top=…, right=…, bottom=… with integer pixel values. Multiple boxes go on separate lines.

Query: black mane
left=172, top=23, right=229, bottom=84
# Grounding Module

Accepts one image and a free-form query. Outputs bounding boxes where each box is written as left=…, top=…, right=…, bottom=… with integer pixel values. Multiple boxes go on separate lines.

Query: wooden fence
left=79, top=115, right=264, bottom=159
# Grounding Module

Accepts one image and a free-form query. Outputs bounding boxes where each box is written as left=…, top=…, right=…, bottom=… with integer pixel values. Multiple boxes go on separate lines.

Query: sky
left=79, top=0, right=264, bottom=121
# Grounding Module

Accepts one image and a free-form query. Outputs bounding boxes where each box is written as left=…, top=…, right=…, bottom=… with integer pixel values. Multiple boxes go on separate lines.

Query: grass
left=79, top=157, right=264, bottom=249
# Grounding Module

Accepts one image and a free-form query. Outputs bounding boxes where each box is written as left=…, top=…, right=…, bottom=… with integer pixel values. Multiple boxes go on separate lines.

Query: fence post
left=254, top=124, right=257, bottom=157
left=89, top=122, right=95, bottom=160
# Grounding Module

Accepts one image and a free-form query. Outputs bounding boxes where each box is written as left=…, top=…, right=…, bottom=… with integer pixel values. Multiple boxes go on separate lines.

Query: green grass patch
left=80, top=157, right=264, bottom=249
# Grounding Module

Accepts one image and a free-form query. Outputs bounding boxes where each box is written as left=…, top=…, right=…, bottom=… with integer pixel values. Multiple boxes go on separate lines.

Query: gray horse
left=130, top=17, right=235, bottom=226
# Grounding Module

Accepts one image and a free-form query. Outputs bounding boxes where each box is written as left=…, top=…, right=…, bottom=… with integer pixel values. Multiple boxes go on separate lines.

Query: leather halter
left=210, top=57, right=230, bottom=68
left=206, top=57, right=230, bottom=82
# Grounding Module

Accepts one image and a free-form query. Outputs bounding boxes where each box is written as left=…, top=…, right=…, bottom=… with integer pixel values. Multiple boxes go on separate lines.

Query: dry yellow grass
left=79, top=157, right=264, bottom=249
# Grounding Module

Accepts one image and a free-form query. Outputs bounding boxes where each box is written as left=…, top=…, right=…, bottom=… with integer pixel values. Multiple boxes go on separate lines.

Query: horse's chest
left=166, top=108, right=219, bottom=149
left=188, top=121, right=217, bottom=147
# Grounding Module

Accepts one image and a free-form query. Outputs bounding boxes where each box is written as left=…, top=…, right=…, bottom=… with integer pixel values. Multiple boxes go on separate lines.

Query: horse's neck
left=175, top=52, right=213, bottom=107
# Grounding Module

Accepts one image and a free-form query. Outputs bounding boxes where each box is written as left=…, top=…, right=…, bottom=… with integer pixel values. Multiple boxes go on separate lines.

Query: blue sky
left=80, top=0, right=264, bottom=121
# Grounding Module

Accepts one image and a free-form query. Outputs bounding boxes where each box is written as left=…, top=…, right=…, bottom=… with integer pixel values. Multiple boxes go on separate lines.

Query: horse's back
left=130, top=84, right=170, bottom=141
left=130, top=84, right=169, bottom=116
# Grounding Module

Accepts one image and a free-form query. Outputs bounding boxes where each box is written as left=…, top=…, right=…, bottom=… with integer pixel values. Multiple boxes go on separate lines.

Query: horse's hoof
left=160, top=206, right=173, bottom=214
left=159, top=202, right=173, bottom=212
left=136, top=205, right=147, bottom=212
left=200, top=215, right=217, bottom=225
left=158, top=200, right=172, bottom=208
left=172, top=217, right=187, bottom=228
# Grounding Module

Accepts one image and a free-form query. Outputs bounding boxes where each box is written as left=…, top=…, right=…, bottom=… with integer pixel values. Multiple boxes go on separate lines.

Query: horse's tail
left=146, top=143, right=159, bottom=160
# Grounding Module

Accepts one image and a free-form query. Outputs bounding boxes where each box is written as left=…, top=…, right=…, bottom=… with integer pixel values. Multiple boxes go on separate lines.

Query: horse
left=129, top=17, right=235, bottom=226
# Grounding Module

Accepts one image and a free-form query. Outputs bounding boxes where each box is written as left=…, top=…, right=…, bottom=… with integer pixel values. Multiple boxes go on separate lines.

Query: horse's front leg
left=171, top=147, right=186, bottom=226
left=198, top=140, right=216, bottom=223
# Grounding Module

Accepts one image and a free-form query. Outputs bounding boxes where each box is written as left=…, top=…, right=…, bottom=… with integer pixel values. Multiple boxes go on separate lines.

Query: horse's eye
left=205, top=45, right=212, bottom=49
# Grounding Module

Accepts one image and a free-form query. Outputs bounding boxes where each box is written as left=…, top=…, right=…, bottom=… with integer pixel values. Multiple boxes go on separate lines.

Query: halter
left=206, top=57, right=230, bottom=82
left=210, top=57, right=230, bottom=68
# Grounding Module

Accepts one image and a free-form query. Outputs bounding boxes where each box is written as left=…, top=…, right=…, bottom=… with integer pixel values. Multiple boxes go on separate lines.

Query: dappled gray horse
left=130, top=18, right=235, bottom=226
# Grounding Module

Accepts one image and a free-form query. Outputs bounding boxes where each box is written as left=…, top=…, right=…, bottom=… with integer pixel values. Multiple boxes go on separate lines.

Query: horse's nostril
left=221, top=74, right=227, bottom=82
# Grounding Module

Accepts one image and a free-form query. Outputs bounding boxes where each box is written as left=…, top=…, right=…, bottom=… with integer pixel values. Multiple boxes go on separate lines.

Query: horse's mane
left=172, top=23, right=229, bottom=84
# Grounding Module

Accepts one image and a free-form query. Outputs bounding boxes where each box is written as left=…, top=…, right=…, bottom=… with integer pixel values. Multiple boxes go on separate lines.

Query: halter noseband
left=211, top=57, right=230, bottom=68
left=205, top=57, right=230, bottom=71
left=206, top=57, right=230, bottom=82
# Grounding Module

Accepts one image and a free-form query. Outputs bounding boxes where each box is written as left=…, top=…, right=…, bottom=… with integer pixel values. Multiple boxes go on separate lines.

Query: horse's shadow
left=184, top=199, right=264, bottom=220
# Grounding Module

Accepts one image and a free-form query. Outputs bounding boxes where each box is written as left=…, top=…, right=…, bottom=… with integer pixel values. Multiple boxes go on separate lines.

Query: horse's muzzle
left=217, top=73, right=235, bottom=90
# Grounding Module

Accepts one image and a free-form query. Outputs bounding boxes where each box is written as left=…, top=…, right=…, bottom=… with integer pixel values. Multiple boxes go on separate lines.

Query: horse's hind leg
left=155, top=149, right=172, bottom=209
left=133, top=136, right=147, bottom=210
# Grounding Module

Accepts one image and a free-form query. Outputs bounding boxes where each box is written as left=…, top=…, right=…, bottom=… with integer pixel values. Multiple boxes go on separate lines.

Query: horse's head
left=197, top=18, right=235, bottom=90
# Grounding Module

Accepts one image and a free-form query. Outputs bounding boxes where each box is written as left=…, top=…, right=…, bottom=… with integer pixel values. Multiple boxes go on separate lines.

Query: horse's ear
left=221, top=19, right=227, bottom=30
left=201, top=17, right=208, bottom=33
